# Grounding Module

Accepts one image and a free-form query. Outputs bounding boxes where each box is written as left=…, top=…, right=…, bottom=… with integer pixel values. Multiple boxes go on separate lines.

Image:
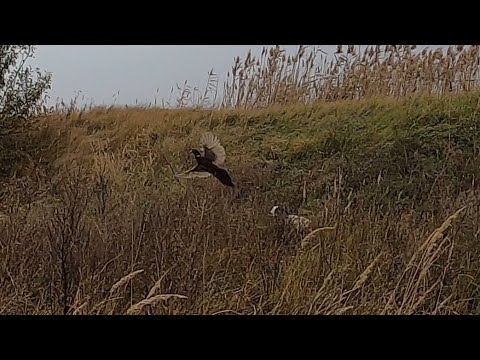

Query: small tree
left=0, top=45, right=52, bottom=136
left=0, top=45, right=52, bottom=177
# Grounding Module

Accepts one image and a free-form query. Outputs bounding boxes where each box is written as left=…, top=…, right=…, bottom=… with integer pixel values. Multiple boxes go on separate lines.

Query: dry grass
left=1, top=88, right=480, bottom=315
left=168, top=45, right=480, bottom=109
left=1, top=45, right=480, bottom=315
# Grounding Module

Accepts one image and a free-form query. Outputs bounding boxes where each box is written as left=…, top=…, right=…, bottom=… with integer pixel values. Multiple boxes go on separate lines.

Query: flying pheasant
left=175, top=132, right=234, bottom=187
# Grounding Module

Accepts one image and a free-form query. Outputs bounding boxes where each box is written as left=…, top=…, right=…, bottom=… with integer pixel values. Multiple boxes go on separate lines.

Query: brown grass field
left=1, top=45, right=480, bottom=315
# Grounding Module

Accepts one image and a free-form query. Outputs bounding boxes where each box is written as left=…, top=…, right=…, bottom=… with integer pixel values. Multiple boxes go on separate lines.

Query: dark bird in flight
left=175, top=132, right=234, bottom=187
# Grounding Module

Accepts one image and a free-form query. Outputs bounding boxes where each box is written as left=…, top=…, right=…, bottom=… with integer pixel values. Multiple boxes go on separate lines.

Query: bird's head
left=191, top=149, right=201, bottom=158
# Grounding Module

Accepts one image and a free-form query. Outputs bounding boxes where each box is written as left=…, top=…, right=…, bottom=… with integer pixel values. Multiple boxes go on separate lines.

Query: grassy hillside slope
left=1, top=92, right=480, bottom=314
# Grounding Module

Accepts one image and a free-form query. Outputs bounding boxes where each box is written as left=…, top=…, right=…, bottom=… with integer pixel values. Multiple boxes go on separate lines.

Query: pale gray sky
left=31, top=45, right=447, bottom=106
left=30, top=45, right=334, bottom=106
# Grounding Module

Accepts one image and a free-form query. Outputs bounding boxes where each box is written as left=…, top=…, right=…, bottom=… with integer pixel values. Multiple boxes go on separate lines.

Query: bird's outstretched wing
left=199, top=132, right=226, bottom=166
left=175, top=165, right=212, bottom=179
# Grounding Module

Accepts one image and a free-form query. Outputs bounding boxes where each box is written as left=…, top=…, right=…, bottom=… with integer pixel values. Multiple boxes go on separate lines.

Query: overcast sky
left=31, top=45, right=447, bottom=106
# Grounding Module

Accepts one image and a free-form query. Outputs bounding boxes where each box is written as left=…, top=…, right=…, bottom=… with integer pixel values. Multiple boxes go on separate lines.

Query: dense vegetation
left=1, top=45, right=479, bottom=314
